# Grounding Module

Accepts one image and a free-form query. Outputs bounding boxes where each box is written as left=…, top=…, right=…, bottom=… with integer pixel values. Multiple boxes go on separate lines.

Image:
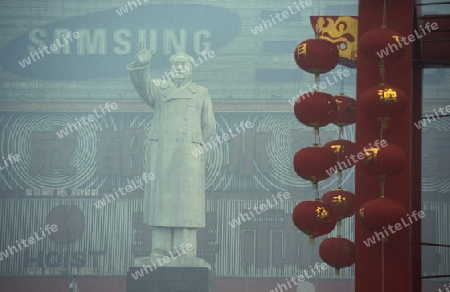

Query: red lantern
left=321, top=189, right=355, bottom=222
left=359, top=27, right=405, bottom=65
left=293, top=144, right=337, bottom=188
left=294, top=91, right=337, bottom=129
left=359, top=197, right=408, bottom=239
left=319, top=237, right=355, bottom=275
left=294, top=38, right=340, bottom=80
left=359, top=85, right=407, bottom=127
left=333, top=94, right=356, bottom=127
left=361, top=141, right=407, bottom=180
left=323, top=140, right=357, bottom=170
left=292, top=200, right=337, bottom=244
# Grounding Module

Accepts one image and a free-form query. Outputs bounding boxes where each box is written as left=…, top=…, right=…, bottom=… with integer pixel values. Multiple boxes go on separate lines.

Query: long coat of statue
left=127, top=62, right=216, bottom=228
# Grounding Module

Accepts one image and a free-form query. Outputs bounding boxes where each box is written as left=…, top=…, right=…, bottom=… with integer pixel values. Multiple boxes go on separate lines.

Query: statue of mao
left=127, top=42, right=216, bottom=268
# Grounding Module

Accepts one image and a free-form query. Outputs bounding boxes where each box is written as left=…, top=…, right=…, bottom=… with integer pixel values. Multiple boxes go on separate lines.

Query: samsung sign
left=0, top=4, right=242, bottom=80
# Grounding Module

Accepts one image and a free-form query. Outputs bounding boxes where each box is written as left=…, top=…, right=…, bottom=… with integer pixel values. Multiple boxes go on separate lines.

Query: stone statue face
left=170, top=53, right=193, bottom=84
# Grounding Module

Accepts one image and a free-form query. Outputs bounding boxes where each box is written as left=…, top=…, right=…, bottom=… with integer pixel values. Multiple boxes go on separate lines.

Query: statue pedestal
left=127, top=267, right=216, bottom=292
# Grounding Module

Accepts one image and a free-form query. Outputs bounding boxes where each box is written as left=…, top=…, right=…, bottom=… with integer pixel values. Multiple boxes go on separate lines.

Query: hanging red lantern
left=294, top=38, right=340, bottom=80
left=292, top=200, right=337, bottom=244
left=359, top=85, right=407, bottom=128
left=294, top=91, right=338, bottom=130
left=323, top=140, right=357, bottom=170
left=333, top=94, right=356, bottom=127
left=321, top=189, right=355, bottom=222
left=359, top=27, right=405, bottom=65
left=361, top=141, right=407, bottom=181
left=319, top=237, right=355, bottom=275
left=359, top=197, right=408, bottom=239
left=293, top=144, right=337, bottom=189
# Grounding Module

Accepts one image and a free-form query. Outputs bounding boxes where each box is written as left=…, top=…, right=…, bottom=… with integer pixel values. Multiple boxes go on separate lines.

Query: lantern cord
left=313, top=183, right=320, bottom=200
left=317, top=0, right=320, bottom=18
left=379, top=61, right=385, bottom=86
left=314, top=0, right=320, bottom=39
left=339, top=65, right=345, bottom=94
left=381, top=241, right=385, bottom=292
left=337, top=170, right=343, bottom=189
left=381, top=0, right=387, bottom=28
left=338, top=126, right=344, bottom=140
left=316, top=0, right=321, bottom=37
left=314, top=127, right=321, bottom=145
left=380, top=120, right=388, bottom=140
left=380, top=179, right=386, bottom=198
left=315, top=20, right=320, bottom=38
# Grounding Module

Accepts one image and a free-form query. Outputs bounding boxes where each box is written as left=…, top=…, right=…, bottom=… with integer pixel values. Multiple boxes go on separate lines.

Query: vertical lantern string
left=338, top=126, right=344, bottom=140
left=339, top=64, right=345, bottom=94
left=316, top=0, right=321, bottom=35
left=379, top=60, right=386, bottom=86
left=337, top=170, right=343, bottom=189
left=313, top=182, right=320, bottom=200
left=380, top=179, right=386, bottom=198
left=380, top=0, right=388, bottom=164
left=313, top=20, right=320, bottom=88
left=314, top=12, right=320, bottom=39
left=379, top=64, right=386, bottom=141
left=314, top=0, right=321, bottom=85
left=338, top=65, right=346, bottom=140
left=381, top=241, right=385, bottom=292
left=314, top=127, right=321, bottom=146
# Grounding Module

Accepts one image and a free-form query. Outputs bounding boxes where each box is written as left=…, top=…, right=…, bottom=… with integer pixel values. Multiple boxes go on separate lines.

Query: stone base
left=127, top=267, right=216, bottom=292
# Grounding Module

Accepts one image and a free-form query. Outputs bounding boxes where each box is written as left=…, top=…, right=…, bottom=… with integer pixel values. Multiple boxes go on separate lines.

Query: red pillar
left=355, top=1, right=418, bottom=292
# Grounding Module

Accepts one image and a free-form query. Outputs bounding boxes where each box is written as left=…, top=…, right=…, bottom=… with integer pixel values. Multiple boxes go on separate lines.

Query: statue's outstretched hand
left=136, top=41, right=154, bottom=66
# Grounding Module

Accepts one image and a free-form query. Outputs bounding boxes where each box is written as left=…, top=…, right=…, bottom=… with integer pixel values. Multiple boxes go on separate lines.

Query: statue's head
left=170, top=53, right=194, bottom=84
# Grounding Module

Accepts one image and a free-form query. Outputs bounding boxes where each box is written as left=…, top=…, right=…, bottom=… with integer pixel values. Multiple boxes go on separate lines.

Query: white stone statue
left=127, top=42, right=216, bottom=268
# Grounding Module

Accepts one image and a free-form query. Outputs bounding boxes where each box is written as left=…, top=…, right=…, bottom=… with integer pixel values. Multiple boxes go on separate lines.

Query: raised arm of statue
left=126, top=41, right=159, bottom=108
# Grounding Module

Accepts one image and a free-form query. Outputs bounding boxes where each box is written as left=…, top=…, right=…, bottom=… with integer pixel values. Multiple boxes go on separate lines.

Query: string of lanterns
left=291, top=21, right=356, bottom=275
left=290, top=0, right=410, bottom=283
left=357, top=3, right=409, bottom=289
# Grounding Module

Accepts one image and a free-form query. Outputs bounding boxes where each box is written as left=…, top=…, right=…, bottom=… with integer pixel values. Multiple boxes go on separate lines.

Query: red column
left=355, top=1, right=417, bottom=292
